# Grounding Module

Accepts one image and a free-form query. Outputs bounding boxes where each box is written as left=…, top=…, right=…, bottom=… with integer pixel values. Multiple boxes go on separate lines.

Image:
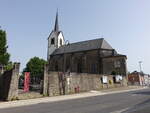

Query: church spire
left=54, top=11, right=59, bottom=32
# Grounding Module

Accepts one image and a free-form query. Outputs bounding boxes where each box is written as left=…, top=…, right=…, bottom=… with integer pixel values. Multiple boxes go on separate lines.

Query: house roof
left=130, top=71, right=147, bottom=76
left=52, top=38, right=114, bottom=55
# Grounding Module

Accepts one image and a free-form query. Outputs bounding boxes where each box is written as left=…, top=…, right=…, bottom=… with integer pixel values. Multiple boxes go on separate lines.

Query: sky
left=0, top=0, right=150, bottom=73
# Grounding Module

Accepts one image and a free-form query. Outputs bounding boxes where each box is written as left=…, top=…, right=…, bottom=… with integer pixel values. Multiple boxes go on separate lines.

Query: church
left=47, top=12, right=127, bottom=76
left=43, top=12, right=128, bottom=96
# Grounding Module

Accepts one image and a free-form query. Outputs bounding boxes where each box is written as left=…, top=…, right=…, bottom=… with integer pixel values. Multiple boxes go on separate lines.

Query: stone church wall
left=102, top=57, right=127, bottom=76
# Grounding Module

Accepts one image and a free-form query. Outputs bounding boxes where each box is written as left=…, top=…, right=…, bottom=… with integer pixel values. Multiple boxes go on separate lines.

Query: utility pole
left=139, top=61, right=142, bottom=73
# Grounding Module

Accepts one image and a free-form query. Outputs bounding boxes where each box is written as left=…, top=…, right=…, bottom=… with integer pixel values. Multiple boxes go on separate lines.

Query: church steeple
left=47, top=11, right=65, bottom=60
left=54, top=11, right=59, bottom=32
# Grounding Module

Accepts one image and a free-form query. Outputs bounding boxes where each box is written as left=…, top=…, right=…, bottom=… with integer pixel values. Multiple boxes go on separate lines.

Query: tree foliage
left=5, top=61, right=13, bottom=70
left=23, top=57, right=47, bottom=79
left=0, top=29, right=10, bottom=66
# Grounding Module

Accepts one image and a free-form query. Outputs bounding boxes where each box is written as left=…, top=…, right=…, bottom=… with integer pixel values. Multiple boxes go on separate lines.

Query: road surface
left=0, top=88, right=150, bottom=113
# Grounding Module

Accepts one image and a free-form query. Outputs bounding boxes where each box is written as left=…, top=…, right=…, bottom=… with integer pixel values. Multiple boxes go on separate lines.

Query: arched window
left=60, top=39, right=62, bottom=46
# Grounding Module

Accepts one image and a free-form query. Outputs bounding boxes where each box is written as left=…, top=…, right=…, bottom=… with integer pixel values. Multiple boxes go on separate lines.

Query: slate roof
left=52, top=38, right=114, bottom=55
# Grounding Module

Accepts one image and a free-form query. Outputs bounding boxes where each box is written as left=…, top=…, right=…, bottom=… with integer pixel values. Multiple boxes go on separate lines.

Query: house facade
left=128, top=71, right=144, bottom=85
left=143, top=74, right=150, bottom=86
left=128, top=71, right=150, bottom=86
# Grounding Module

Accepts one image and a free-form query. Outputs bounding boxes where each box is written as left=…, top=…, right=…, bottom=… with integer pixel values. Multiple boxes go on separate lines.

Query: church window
left=91, top=64, right=97, bottom=74
left=60, top=39, right=62, bottom=46
left=114, top=61, right=121, bottom=68
left=51, top=38, right=55, bottom=44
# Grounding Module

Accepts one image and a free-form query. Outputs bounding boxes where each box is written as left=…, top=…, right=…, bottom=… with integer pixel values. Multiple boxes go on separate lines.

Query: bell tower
left=47, top=12, right=65, bottom=60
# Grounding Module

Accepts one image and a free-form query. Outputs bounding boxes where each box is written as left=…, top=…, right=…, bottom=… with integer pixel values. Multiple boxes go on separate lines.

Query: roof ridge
left=69, top=38, right=104, bottom=45
left=52, top=38, right=114, bottom=55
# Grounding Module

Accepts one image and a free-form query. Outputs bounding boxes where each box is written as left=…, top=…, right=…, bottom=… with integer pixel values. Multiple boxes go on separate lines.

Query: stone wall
left=0, top=63, right=20, bottom=101
left=43, top=65, right=60, bottom=96
left=65, top=73, right=127, bottom=94
left=43, top=64, right=49, bottom=96
left=48, top=72, right=60, bottom=96
left=65, top=73, right=101, bottom=94
left=43, top=70, right=128, bottom=96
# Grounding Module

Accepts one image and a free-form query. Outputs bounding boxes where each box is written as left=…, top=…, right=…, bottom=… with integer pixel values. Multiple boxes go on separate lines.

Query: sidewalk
left=0, top=86, right=147, bottom=109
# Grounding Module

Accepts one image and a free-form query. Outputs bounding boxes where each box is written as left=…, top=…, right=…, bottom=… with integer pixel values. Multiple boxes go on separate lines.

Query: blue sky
left=0, top=0, right=149, bottom=73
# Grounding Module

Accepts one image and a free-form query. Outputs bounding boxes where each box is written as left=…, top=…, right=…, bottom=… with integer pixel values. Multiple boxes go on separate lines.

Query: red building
left=128, top=71, right=144, bottom=86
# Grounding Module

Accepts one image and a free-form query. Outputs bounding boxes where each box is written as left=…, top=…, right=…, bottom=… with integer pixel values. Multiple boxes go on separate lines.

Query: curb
left=0, top=87, right=147, bottom=109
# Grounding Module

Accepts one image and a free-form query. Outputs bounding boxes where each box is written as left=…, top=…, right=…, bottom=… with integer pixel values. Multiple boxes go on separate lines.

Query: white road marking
left=110, top=107, right=130, bottom=113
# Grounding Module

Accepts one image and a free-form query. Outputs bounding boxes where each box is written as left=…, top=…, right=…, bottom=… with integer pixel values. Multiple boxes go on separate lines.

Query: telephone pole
left=139, top=61, right=142, bottom=72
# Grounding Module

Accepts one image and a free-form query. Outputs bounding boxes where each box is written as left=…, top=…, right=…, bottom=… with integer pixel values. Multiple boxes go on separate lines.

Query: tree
left=5, top=61, right=13, bottom=70
left=23, top=57, right=47, bottom=84
left=0, top=29, right=10, bottom=66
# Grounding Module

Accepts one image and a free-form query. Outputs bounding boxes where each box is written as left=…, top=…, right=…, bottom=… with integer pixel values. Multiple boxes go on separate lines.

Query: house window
left=114, top=60, right=121, bottom=68
left=51, top=38, right=55, bottom=44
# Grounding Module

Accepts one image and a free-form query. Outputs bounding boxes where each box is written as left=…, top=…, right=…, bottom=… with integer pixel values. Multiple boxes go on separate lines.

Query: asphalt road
left=0, top=88, right=150, bottom=113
